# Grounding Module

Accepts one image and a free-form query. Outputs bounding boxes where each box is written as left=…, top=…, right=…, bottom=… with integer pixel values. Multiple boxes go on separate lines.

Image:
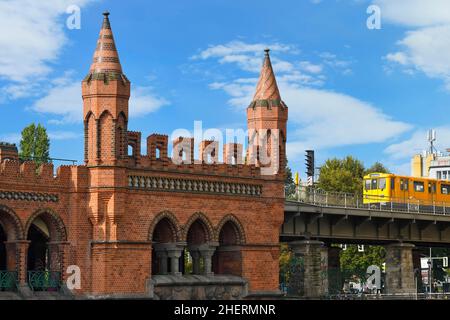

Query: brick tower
left=82, top=11, right=130, bottom=166
left=247, top=49, right=288, bottom=176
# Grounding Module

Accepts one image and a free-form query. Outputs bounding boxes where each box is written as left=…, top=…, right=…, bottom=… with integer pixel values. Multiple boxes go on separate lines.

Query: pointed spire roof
left=252, top=49, right=281, bottom=102
left=88, top=12, right=123, bottom=75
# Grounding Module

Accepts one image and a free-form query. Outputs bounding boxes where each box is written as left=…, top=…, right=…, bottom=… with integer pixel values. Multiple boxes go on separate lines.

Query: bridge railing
left=287, top=186, right=449, bottom=215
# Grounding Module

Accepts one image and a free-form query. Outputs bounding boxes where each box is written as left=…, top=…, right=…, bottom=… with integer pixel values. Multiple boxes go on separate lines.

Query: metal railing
left=287, top=186, right=450, bottom=215
left=0, top=271, right=18, bottom=291
left=28, top=271, right=61, bottom=291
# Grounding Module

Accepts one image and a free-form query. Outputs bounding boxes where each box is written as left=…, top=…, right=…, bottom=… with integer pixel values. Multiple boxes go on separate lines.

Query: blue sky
left=2, top=0, right=450, bottom=178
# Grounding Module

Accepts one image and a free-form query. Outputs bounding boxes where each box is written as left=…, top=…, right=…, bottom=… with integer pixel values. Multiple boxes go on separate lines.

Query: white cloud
left=375, top=0, right=450, bottom=28
left=31, top=80, right=81, bottom=124
left=31, top=75, right=168, bottom=123
left=129, top=86, right=169, bottom=118
left=384, top=127, right=450, bottom=160
left=196, top=40, right=411, bottom=161
left=283, top=86, right=411, bottom=160
left=0, top=0, right=95, bottom=83
left=378, top=0, right=450, bottom=89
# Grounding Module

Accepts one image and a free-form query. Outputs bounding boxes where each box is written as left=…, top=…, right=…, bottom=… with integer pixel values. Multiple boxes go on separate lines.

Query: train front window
left=379, top=178, right=386, bottom=190
left=414, top=181, right=424, bottom=192
left=365, top=179, right=371, bottom=190
left=371, top=179, right=377, bottom=190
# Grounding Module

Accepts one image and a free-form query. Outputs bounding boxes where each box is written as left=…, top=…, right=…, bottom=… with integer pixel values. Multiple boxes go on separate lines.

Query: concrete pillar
left=289, top=240, right=326, bottom=298
left=384, top=243, right=415, bottom=295
left=327, top=246, right=342, bottom=294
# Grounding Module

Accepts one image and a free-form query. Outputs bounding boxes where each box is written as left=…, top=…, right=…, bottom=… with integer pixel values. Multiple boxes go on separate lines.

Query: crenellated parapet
left=0, top=161, right=89, bottom=190
left=0, top=142, right=19, bottom=162
left=147, top=134, right=168, bottom=160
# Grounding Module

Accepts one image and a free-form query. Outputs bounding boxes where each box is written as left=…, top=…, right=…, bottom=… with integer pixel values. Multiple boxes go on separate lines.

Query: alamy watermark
left=168, top=121, right=281, bottom=175
left=367, top=4, right=381, bottom=30
left=66, top=5, right=81, bottom=30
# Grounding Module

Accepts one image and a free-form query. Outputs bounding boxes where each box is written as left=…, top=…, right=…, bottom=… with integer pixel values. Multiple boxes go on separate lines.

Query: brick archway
left=213, top=215, right=245, bottom=276
left=0, top=205, right=24, bottom=241
left=25, top=208, right=68, bottom=291
left=24, top=208, right=67, bottom=242
left=214, top=214, right=246, bottom=244
left=0, top=205, right=24, bottom=276
left=148, top=211, right=180, bottom=243
left=181, top=212, right=214, bottom=243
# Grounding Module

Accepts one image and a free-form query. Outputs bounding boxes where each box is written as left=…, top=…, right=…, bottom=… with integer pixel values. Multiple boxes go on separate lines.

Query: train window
left=371, top=179, right=377, bottom=190
left=413, top=181, right=424, bottom=192
left=400, top=179, right=408, bottom=191
left=391, top=178, right=395, bottom=190
left=428, top=183, right=436, bottom=193
left=365, top=179, right=371, bottom=190
left=441, top=184, right=450, bottom=195
left=379, top=178, right=386, bottom=190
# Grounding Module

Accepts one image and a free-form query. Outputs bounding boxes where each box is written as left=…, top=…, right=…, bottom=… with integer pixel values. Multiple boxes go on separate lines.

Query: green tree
left=285, top=159, right=296, bottom=199
left=317, top=156, right=365, bottom=194
left=365, top=162, right=389, bottom=175
left=19, top=123, right=50, bottom=164
left=340, top=245, right=386, bottom=283
left=317, top=156, right=389, bottom=289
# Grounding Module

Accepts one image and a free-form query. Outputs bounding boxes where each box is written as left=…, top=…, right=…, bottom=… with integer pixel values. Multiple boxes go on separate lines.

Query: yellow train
left=363, top=172, right=450, bottom=207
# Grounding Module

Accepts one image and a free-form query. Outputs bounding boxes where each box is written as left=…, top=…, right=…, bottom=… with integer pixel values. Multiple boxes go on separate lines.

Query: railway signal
left=305, top=150, right=314, bottom=186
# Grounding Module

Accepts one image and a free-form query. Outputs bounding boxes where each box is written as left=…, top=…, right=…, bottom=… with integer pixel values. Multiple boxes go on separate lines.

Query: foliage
left=19, top=123, right=50, bottom=164
left=317, top=156, right=390, bottom=286
left=365, top=162, right=390, bottom=175
left=279, top=243, right=292, bottom=284
left=285, top=159, right=296, bottom=198
left=184, top=249, right=192, bottom=274
left=316, top=156, right=365, bottom=194
left=340, top=245, right=386, bottom=283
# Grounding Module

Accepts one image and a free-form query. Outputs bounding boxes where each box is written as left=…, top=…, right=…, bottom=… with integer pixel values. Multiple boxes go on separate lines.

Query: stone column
left=154, top=244, right=169, bottom=275
left=189, top=250, right=201, bottom=275
left=166, top=243, right=185, bottom=276
left=199, top=243, right=218, bottom=276
left=289, top=240, right=326, bottom=298
left=384, top=243, right=415, bottom=295
left=327, top=246, right=342, bottom=294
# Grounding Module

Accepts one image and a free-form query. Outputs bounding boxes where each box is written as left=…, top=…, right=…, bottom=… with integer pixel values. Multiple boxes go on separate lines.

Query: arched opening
left=128, top=144, right=134, bottom=157
left=185, top=219, right=215, bottom=276
left=27, top=218, right=49, bottom=272
left=151, top=218, right=181, bottom=276
left=0, top=207, right=23, bottom=291
left=26, top=212, right=66, bottom=291
left=213, top=220, right=243, bottom=276
left=155, top=147, right=161, bottom=159
left=99, top=111, right=114, bottom=160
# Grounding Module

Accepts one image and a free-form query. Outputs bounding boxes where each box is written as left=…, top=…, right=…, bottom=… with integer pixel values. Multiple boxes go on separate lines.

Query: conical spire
left=89, top=11, right=123, bottom=74
left=253, top=49, right=281, bottom=102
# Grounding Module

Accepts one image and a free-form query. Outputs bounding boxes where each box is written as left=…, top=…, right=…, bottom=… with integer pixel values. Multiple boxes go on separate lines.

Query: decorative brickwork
left=0, top=12, right=287, bottom=299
